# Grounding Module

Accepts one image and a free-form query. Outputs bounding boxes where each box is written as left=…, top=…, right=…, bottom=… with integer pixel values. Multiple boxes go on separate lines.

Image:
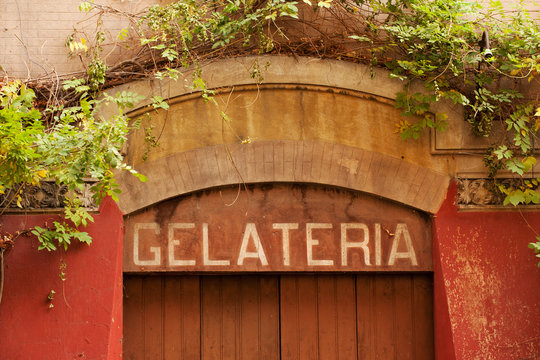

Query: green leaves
left=529, top=238, right=540, bottom=267
left=31, top=222, right=92, bottom=252
left=151, top=96, right=170, bottom=111
left=138, top=0, right=305, bottom=82
left=498, top=176, right=540, bottom=206
left=1, top=80, right=146, bottom=252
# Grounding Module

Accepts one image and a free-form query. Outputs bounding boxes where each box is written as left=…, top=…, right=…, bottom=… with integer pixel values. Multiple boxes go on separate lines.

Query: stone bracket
left=0, top=180, right=98, bottom=213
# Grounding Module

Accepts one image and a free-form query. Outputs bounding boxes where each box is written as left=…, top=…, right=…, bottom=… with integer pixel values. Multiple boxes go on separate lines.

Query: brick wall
left=0, top=0, right=154, bottom=79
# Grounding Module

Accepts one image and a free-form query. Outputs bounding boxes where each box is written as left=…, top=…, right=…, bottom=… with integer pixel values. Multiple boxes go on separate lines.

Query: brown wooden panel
left=259, top=277, right=280, bottom=359
left=222, top=277, right=241, bottom=359
left=394, top=276, right=414, bottom=360
left=143, top=277, right=164, bottom=359
left=124, top=184, right=432, bottom=272
left=374, top=276, right=395, bottom=359
left=163, top=278, right=182, bottom=359
left=238, top=276, right=280, bottom=359
left=124, top=274, right=433, bottom=360
left=201, top=276, right=280, bottom=360
left=280, top=276, right=301, bottom=360
left=201, top=277, right=223, bottom=360
left=280, top=276, right=322, bottom=360
left=413, top=276, right=434, bottom=360
left=124, top=276, right=144, bottom=360
left=356, top=274, right=434, bottom=360
left=317, top=276, right=357, bottom=360
left=317, top=276, right=339, bottom=359
left=335, top=276, right=358, bottom=359
left=240, top=277, right=259, bottom=357
left=297, top=277, right=319, bottom=360
left=356, top=275, right=375, bottom=359
left=163, top=277, right=201, bottom=360
left=182, top=277, right=202, bottom=359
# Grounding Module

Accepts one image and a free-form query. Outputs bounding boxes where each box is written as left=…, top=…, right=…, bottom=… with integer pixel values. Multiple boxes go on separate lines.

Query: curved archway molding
left=116, top=140, right=450, bottom=215
left=98, top=55, right=460, bottom=125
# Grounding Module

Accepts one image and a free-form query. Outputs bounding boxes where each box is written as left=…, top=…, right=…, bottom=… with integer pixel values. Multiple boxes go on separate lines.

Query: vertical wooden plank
left=181, top=276, right=202, bottom=359
left=163, top=276, right=201, bottom=360
left=373, top=276, right=396, bottom=359
left=163, top=277, right=182, bottom=360
left=413, top=275, right=434, bottom=360
left=240, top=276, right=259, bottom=358
left=335, top=276, right=357, bottom=360
left=202, top=276, right=223, bottom=360
left=143, top=277, right=164, bottom=360
left=317, top=275, right=338, bottom=359
left=280, top=276, right=300, bottom=360
left=124, top=276, right=144, bottom=360
left=221, top=276, right=240, bottom=359
left=259, top=276, right=280, bottom=360
left=356, top=275, right=374, bottom=360
left=393, top=275, right=414, bottom=360
left=297, top=276, right=318, bottom=360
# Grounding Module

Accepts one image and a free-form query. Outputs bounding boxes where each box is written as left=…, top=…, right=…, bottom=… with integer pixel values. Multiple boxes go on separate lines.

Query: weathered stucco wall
left=110, top=56, right=540, bottom=360
left=112, top=57, right=459, bottom=214
left=0, top=0, right=154, bottom=79
left=435, top=183, right=540, bottom=360
left=0, top=198, right=124, bottom=359
left=0, top=46, right=538, bottom=360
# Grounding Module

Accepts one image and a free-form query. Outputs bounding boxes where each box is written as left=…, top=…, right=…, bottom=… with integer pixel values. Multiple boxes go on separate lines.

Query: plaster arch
left=117, top=140, right=449, bottom=214
left=106, top=56, right=452, bottom=214
left=100, top=55, right=462, bottom=123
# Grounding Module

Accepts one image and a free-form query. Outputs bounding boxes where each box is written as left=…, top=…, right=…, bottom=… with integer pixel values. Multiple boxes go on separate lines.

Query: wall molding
left=0, top=180, right=98, bottom=213
left=456, top=177, right=540, bottom=210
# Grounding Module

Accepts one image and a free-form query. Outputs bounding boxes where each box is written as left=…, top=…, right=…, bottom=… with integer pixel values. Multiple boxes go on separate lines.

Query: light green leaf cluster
left=529, top=237, right=540, bottom=267
left=0, top=80, right=144, bottom=251
left=345, top=0, right=539, bottom=214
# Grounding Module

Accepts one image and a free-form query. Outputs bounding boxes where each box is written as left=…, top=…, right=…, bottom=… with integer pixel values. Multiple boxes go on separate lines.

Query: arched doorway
left=123, top=184, right=434, bottom=359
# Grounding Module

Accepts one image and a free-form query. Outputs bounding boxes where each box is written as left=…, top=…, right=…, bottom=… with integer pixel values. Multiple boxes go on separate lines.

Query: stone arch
left=107, top=56, right=453, bottom=214
left=117, top=140, right=450, bottom=214
left=99, top=55, right=459, bottom=122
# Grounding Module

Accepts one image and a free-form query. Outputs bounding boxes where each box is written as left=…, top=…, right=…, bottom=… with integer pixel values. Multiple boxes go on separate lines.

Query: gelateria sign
left=124, top=185, right=432, bottom=272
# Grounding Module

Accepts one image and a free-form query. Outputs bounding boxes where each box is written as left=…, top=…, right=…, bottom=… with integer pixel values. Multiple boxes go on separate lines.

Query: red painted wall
left=0, top=198, right=123, bottom=360
left=434, top=182, right=540, bottom=360
left=1, top=182, right=539, bottom=360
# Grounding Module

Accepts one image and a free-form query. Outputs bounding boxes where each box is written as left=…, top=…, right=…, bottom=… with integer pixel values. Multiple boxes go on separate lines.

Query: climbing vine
left=75, top=0, right=540, bottom=262
left=1, top=0, right=539, bottom=285
left=0, top=79, right=146, bottom=304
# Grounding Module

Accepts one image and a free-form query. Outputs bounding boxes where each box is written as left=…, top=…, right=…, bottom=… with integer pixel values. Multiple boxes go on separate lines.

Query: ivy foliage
left=2, top=0, right=539, bottom=262
left=136, top=0, right=540, bottom=262
left=346, top=0, right=540, bottom=208
left=0, top=80, right=145, bottom=251
left=120, top=0, right=540, bottom=206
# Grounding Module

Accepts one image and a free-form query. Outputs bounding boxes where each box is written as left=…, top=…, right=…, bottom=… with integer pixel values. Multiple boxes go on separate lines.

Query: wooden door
left=279, top=274, right=433, bottom=360
left=124, top=274, right=433, bottom=359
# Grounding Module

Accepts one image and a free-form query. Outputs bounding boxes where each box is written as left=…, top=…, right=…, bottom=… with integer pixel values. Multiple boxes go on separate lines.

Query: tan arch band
left=116, top=140, right=450, bottom=214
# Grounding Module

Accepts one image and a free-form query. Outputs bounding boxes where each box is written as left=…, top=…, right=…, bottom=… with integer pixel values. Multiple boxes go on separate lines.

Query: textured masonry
left=117, top=140, right=451, bottom=214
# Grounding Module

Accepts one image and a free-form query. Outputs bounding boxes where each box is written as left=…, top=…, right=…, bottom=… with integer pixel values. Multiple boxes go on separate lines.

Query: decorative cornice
left=457, top=177, right=539, bottom=209
left=0, top=181, right=98, bottom=213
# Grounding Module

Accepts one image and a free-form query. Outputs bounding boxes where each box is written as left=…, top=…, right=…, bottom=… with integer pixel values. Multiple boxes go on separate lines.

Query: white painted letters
left=131, top=221, right=423, bottom=269
left=168, top=223, right=196, bottom=266
left=203, top=223, right=230, bottom=266
left=340, top=223, right=371, bottom=266
left=237, top=223, right=268, bottom=266
left=134, top=223, right=161, bottom=266
left=388, top=223, right=418, bottom=266
left=306, top=223, right=334, bottom=266
left=273, top=223, right=299, bottom=266
left=375, top=223, right=382, bottom=266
